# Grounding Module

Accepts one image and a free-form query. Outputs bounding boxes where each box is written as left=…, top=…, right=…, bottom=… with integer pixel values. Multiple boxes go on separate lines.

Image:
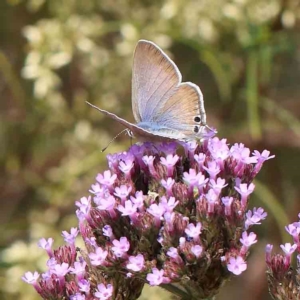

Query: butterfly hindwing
left=154, top=82, right=206, bottom=136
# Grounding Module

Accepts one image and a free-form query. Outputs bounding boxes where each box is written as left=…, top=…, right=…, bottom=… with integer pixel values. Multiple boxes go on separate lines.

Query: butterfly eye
left=194, top=116, right=201, bottom=123
left=194, top=126, right=200, bottom=133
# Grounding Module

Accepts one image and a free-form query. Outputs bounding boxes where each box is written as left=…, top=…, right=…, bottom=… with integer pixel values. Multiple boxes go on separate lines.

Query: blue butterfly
left=87, top=40, right=215, bottom=142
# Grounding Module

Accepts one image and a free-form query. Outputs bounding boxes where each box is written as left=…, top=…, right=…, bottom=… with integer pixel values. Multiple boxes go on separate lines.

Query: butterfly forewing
left=85, top=102, right=176, bottom=142
left=132, top=40, right=181, bottom=123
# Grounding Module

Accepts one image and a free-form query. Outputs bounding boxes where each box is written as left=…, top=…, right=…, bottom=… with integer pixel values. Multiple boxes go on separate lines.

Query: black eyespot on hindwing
left=194, top=126, right=199, bottom=133
left=194, top=116, right=201, bottom=123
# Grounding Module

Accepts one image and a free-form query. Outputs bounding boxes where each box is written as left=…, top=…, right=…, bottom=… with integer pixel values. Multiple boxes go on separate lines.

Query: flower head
left=24, top=139, right=273, bottom=299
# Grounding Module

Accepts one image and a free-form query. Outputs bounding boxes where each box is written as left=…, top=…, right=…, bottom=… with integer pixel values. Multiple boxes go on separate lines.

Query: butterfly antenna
left=86, top=101, right=101, bottom=111
left=85, top=101, right=134, bottom=152
left=101, top=129, right=130, bottom=152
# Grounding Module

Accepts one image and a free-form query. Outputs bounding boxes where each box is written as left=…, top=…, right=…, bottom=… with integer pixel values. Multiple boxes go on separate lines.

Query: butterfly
left=87, top=39, right=215, bottom=143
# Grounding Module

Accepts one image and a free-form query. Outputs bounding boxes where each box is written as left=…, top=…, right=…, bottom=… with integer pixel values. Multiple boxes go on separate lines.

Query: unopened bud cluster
left=266, top=214, right=300, bottom=300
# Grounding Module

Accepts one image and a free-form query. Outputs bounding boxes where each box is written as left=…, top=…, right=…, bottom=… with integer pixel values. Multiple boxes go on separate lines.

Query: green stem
left=246, top=49, right=261, bottom=141
left=160, top=283, right=190, bottom=298
left=161, top=284, right=216, bottom=300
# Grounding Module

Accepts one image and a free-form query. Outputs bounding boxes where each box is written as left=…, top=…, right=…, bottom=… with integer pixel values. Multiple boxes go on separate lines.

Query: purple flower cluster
left=266, top=214, right=300, bottom=299
left=23, top=138, right=274, bottom=299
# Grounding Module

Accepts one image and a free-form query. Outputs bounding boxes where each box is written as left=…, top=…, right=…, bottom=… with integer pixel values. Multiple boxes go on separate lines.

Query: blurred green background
left=1, top=0, right=300, bottom=299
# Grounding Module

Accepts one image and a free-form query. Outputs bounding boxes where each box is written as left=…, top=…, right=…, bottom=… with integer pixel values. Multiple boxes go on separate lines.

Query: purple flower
left=208, top=137, right=229, bottom=169
left=251, top=150, right=275, bottom=176
left=85, top=236, right=97, bottom=247
left=209, top=178, right=227, bottom=196
left=163, top=211, right=175, bottom=228
left=130, top=191, right=145, bottom=210
left=182, top=140, right=198, bottom=157
left=106, top=153, right=120, bottom=171
left=70, top=293, right=86, bottom=300
left=194, top=153, right=206, bottom=170
left=205, top=189, right=218, bottom=214
left=183, top=169, right=204, bottom=196
left=245, top=207, right=267, bottom=229
left=147, top=203, right=166, bottom=226
left=118, top=200, right=137, bottom=222
left=69, top=259, right=86, bottom=280
left=203, top=161, right=221, bottom=180
left=221, top=196, right=233, bottom=216
left=227, top=256, right=247, bottom=275
left=52, top=262, right=70, bottom=277
left=46, top=257, right=57, bottom=269
left=240, top=232, right=257, bottom=255
left=146, top=268, right=170, bottom=286
left=75, top=196, right=92, bottom=221
left=89, top=246, right=108, bottom=266
left=78, top=279, right=90, bottom=293
left=280, top=243, right=297, bottom=267
left=185, top=222, right=202, bottom=242
left=22, top=271, right=40, bottom=285
left=161, top=177, right=175, bottom=197
left=280, top=243, right=297, bottom=257
left=89, top=183, right=104, bottom=196
left=160, top=142, right=177, bottom=155
left=114, top=185, right=132, bottom=203
left=196, top=172, right=209, bottom=194
left=265, top=244, right=273, bottom=264
left=111, top=237, right=130, bottom=258
left=102, top=225, right=114, bottom=239
left=118, top=157, right=134, bottom=178
left=126, top=254, right=145, bottom=272
left=142, top=155, right=157, bottom=177
left=41, top=270, right=51, bottom=281
left=230, top=143, right=257, bottom=164
left=235, top=183, right=255, bottom=207
left=166, top=246, right=184, bottom=265
left=94, top=283, right=113, bottom=300
left=50, top=262, right=70, bottom=288
left=183, top=169, right=201, bottom=186
left=38, top=238, right=54, bottom=257
left=160, top=154, right=179, bottom=177
left=96, top=170, right=117, bottom=191
left=285, top=223, right=298, bottom=235
left=191, top=245, right=203, bottom=258
left=285, top=222, right=300, bottom=243
left=160, top=196, right=178, bottom=213
left=95, top=195, right=116, bottom=211
left=252, top=150, right=275, bottom=162
left=167, top=247, right=179, bottom=258
left=61, top=227, right=79, bottom=245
